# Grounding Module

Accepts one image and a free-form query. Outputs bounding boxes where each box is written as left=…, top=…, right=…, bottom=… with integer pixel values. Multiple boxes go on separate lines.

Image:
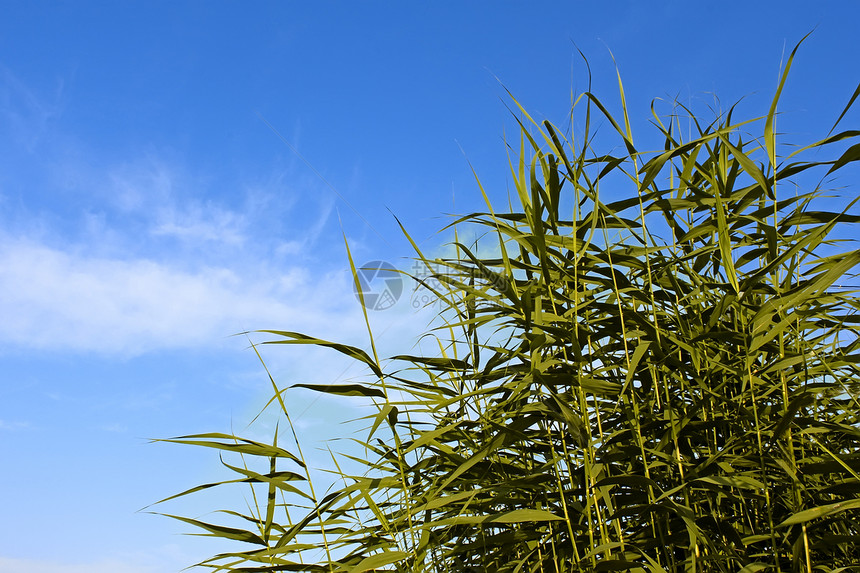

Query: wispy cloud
left=0, top=65, right=65, bottom=151
left=0, top=548, right=193, bottom=573
left=151, top=202, right=247, bottom=245
left=0, top=558, right=154, bottom=573
left=0, top=419, right=30, bottom=431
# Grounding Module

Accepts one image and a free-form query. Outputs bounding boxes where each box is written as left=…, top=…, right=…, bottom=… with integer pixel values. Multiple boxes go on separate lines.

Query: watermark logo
left=410, top=261, right=510, bottom=311
left=410, top=261, right=448, bottom=310
left=353, top=260, right=403, bottom=311
left=354, top=259, right=510, bottom=312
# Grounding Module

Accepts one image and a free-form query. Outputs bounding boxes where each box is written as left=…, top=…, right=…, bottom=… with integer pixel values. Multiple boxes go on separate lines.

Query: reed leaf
left=156, top=48, right=860, bottom=572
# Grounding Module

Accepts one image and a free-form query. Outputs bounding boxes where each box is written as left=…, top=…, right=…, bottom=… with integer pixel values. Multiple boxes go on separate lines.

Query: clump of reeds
left=154, top=43, right=860, bottom=572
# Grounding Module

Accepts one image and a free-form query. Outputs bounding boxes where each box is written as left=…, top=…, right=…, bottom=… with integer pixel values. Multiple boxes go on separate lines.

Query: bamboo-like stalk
left=153, top=46, right=860, bottom=572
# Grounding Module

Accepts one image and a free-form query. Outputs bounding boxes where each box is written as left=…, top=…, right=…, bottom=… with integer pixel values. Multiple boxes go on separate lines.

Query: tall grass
left=154, top=47, right=860, bottom=572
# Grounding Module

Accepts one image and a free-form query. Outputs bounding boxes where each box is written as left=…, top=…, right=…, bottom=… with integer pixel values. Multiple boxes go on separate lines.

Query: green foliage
left=154, top=49, right=860, bottom=572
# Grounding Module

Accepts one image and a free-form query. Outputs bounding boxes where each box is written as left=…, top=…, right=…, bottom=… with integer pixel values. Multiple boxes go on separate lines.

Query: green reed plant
left=154, top=45, right=860, bottom=572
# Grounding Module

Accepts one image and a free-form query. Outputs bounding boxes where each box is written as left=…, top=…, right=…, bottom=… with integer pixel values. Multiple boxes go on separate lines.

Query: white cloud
left=0, top=544, right=203, bottom=573
left=0, top=556, right=161, bottom=573
left=0, top=237, right=361, bottom=356
left=0, top=69, right=421, bottom=361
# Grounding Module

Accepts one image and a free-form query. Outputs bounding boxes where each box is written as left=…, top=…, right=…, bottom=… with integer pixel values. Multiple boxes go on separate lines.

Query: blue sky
left=1, top=2, right=858, bottom=571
